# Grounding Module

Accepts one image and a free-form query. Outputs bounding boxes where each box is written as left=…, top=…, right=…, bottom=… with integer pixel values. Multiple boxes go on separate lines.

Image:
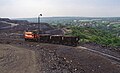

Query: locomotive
left=24, top=30, right=79, bottom=46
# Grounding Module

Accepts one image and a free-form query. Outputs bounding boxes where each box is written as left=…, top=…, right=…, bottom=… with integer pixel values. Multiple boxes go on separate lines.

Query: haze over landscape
left=0, top=0, right=120, bottom=18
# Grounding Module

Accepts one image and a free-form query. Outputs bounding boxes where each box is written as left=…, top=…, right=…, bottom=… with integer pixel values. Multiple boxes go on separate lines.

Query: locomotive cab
left=24, top=30, right=39, bottom=41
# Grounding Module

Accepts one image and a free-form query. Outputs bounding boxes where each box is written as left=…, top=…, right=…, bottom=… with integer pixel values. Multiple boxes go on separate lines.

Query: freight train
left=24, top=30, right=79, bottom=46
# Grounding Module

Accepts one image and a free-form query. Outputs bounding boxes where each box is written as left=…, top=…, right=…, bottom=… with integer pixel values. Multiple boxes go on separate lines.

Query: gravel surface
left=0, top=33, right=120, bottom=73
left=0, top=44, right=36, bottom=73
left=0, top=40, right=120, bottom=73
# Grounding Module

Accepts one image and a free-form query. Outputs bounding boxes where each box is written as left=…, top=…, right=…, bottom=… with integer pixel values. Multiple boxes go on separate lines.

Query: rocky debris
left=0, top=18, right=64, bottom=35
left=0, top=44, right=36, bottom=73
left=0, top=18, right=10, bottom=21
left=30, top=23, right=54, bottom=31
left=16, top=42, right=120, bottom=73
left=0, top=18, right=29, bottom=25
left=7, top=20, right=29, bottom=25
left=35, top=48, right=79, bottom=73
left=45, top=29, right=64, bottom=35
left=0, top=32, right=23, bottom=40
left=0, top=21, right=11, bottom=29
left=0, top=38, right=120, bottom=73
left=0, top=32, right=120, bottom=73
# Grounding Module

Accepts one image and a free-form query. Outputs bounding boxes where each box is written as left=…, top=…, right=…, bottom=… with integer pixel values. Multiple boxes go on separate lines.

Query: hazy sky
left=0, top=0, right=120, bottom=18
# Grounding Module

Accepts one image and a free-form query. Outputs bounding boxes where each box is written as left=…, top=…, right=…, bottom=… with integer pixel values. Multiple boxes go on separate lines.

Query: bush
left=68, top=26, right=120, bottom=47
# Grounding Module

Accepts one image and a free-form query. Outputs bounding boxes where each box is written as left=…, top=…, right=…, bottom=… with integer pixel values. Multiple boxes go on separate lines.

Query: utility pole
left=38, top=14, right=42, bottom=33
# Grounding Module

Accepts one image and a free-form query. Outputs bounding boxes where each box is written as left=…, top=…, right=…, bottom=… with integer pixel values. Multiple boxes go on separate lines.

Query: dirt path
left=0, top=44, right=36, bottom=73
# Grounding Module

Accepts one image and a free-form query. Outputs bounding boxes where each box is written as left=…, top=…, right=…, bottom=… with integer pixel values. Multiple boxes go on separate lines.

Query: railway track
left=77, top=46, right=120, bottom=64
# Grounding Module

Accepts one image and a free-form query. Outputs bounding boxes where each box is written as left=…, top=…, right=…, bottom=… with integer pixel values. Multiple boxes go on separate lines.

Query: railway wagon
left=50, top=35, right=63, bottom=44
left=62, top=36, right=79, bottom=46
left=39, top=34, right=51, bottom=43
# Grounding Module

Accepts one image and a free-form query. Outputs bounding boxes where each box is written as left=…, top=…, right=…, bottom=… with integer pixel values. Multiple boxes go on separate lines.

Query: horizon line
left=11, top=16, right=120, bottom=19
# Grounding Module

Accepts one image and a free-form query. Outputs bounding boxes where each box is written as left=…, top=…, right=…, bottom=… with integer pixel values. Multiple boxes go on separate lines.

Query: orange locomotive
left=24, top=30, right=39, bottom=41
